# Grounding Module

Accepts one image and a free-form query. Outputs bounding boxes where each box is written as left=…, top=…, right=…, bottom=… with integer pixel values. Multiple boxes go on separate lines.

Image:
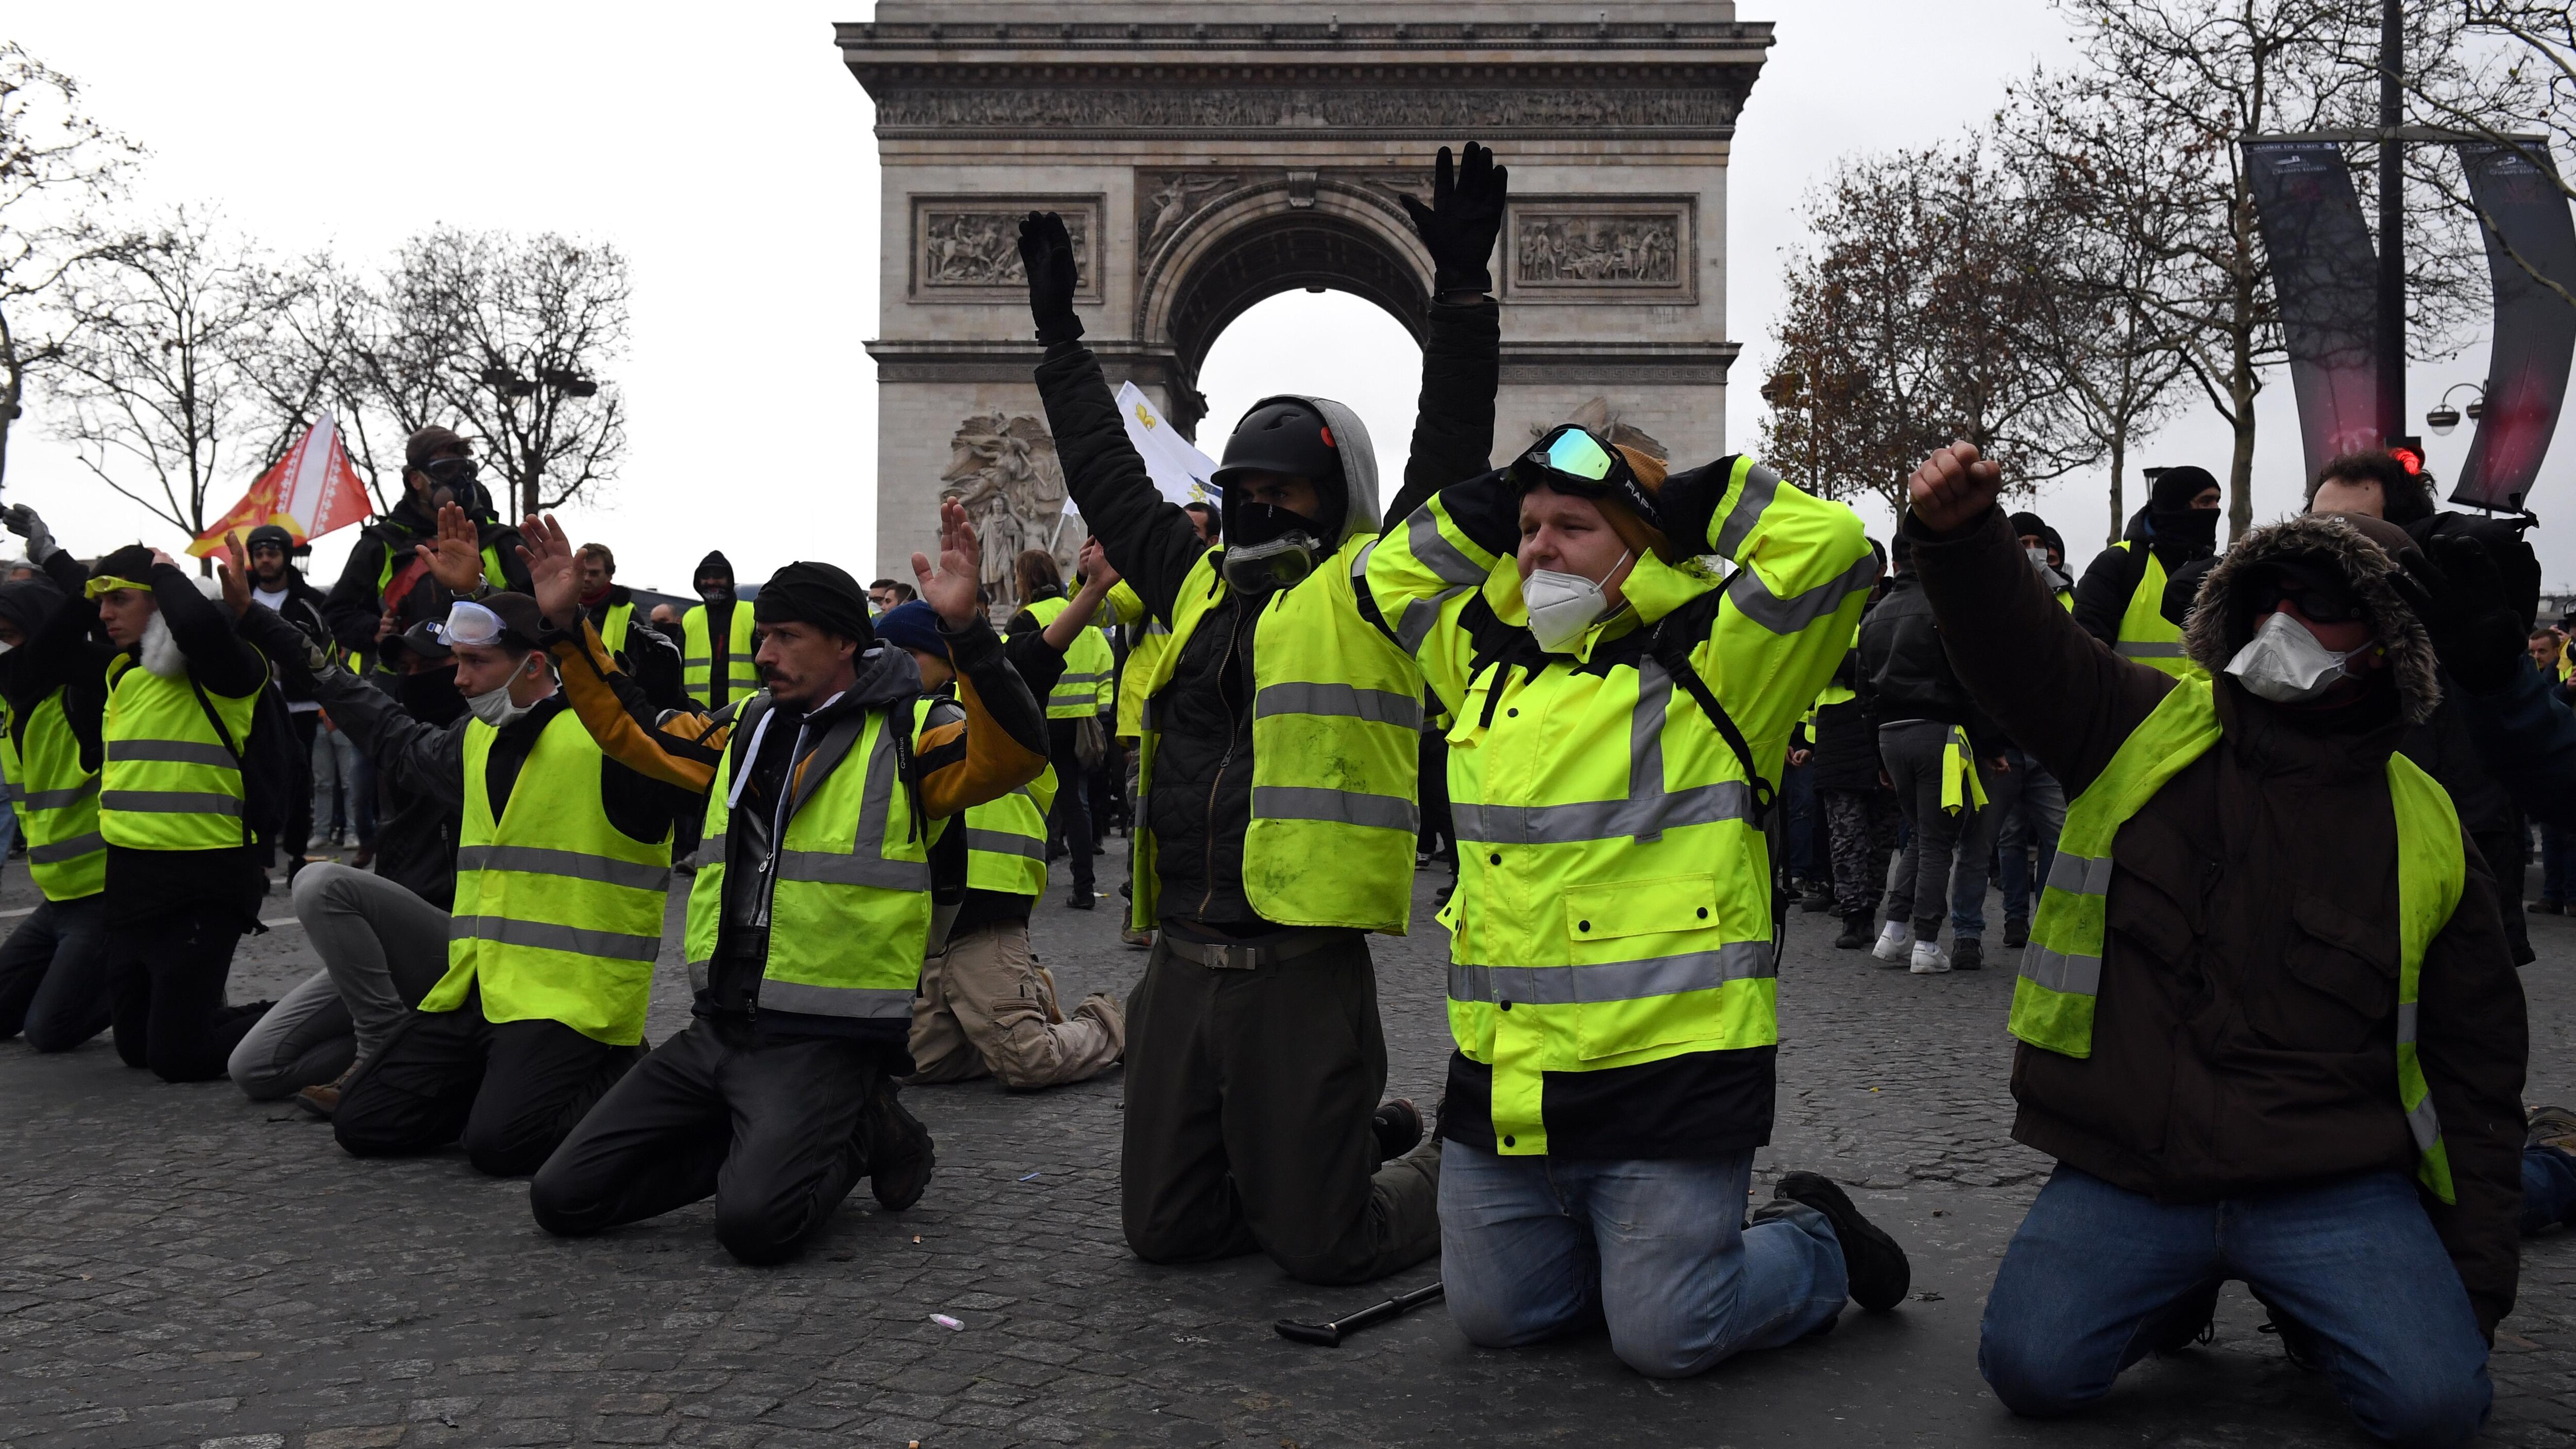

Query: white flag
left=1115, top=381, right=1222, bottom=508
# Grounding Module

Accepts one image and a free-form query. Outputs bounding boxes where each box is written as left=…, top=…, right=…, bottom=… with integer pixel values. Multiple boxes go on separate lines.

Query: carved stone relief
left=875, top=87, right=1743, bottom=134
left=913, top=198, right=1101, bottom=300
left=938, top=414, right=1079, bottom=608
left=1135, top=167, right=1432, bottom=273
left=1136, top=173, right=1241, bottom=261
left=1505, top=198, right=1694, bottom=302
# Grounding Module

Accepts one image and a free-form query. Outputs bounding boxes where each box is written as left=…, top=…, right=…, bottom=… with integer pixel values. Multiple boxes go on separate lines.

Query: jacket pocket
left=1564, top=873, right=1737, bottom=1062
left=2251, top=897, right=2397, bottom=1054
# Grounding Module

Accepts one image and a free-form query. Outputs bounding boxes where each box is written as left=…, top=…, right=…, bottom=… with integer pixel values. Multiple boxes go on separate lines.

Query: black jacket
left=1795, top=650, right=1882, bottom=793
left=1030, top=297, right=1501, bottom=929
left=1856, top=572, right=2002, bottom=754
left=105, top=563, right=271, bottom=917
left=0, top=550, right=110, bottom=777
left=585, top=585, right=685, bottom=713
left=2072, top=509, right=2213, bottom=649
left=251, top=564, right=332, bottom=703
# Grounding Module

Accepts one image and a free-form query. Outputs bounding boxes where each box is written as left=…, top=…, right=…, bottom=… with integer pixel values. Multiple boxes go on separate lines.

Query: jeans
left=1440, top=1142, right=1848, bottom=1378
left=2526, top=1145, right=2576, bottom=1235
left=1991, top=748, right=2068, bottom=923
left=227, top=864, right=454, bottom=1100
left=2538, top=822, right=2571, bottom=904
left=1980, top=1164, right=2490, bottom=1447
left=0, top=896, right=111, bottom=1051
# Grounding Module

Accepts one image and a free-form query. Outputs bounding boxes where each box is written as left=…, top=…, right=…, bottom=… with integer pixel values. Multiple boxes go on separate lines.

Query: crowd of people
left=0, top=140, right=2570, bottom=1448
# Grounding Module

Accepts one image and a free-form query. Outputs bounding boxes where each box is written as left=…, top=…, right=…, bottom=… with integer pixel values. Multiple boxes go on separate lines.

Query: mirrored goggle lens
left=433, top=600, right=506, bottom=646
left=1541, top=429, right=1616, bottom=482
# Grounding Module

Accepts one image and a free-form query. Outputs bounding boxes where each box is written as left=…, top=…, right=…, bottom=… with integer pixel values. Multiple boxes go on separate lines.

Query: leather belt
left=1160, top=927, right=1351, bottom=971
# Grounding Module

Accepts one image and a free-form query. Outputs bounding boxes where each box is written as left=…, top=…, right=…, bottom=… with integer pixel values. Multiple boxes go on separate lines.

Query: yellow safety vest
left=2014, top=676, right=2463, bottom=1202
left=1130, top=531, right=1422, bottom=933
left=1368, top=455, right=1874, bottom=1155
left=1022, top=595, right=1115, bottom=719
left=966, top=765, right=1055, bottom=898
left=99, top=658, right=260, bottom=852
left=425, top=709, right=672, bottom=1046
left=2110, top=541, right=2205, bottom=678
left=681, top=602, right=759, bottom=709
left=682, top=698, right=942, bottom=1019
left=1, top=689, right=104, bottom=900
left=1106, top=580, right=1168, bottom=740
left=598, top=599, right=633, bottom=658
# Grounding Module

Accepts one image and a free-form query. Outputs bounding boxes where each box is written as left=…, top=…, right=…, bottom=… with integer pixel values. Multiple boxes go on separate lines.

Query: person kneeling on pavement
left=879, top=592, right=1126, bottom=1090
left=525, top=506, right=1048, bottom=1265
left=1371, top=406, right=1909, bottom=1364
left=1904, top=443, right=2524, bottom=1447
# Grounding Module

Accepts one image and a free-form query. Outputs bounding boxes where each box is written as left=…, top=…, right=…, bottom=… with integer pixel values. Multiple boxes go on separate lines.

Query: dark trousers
left=1122, top=930, right=1440, bottom=1286
left=529, top=1017, right=882, bottom=1265
left=1046, top=719, right=1094, bottom=893
left=1821, top=788, right=1902, bottom=920
left=284, top=711, right=320, bottom=878
left=1417, top=732, right=1455, bottom=863
left=0, top=896, right=111, bottom=1051
left=2478, top=825, right=2533, bottom=966
left=334, top=987, right=637, bottom=1177
left=108, top=899, right=258, bottom=1083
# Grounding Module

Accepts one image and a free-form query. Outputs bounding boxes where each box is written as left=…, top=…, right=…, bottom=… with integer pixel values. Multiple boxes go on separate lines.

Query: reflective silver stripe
left=682, top=656, right=713, bottom=667
left=685, top=958, right=710, bottom=992
left=105, top=739, right=238, bottom=769
left=1253, top=682, right=1422, bottom=730
left=1453, top=782, right=1752, bottom=845
left=2046, top=850, right=2115, bottom=896
left=2396, top=1000, right=2418, bottom=1044
left=100, top=789, right=242, bottom=817
left=18, top=778, right=100, bottom=811
left=699, top=832, right=726, bottom=859
left=754, top=978, right=916, bottom=1019
left=1725, top=552, right=1879, bottom=635
left=28, top=832, right=104, bottom=864
left=1447, top=941, right=1777, bottom=1005
left=777, top=850, right=933, bottom=888
left=455, top=844, right=671, bottom=892
left=1053, top=671, right=1108, bottom=684
left=1251, top=784, right=1418, bottom=833
left=1711, top=463, right=1782, bottom=559
left=1408, top=507, right=1487, bottom=587
left=448, top=914, right=662, bottom=963
left=964, top=828, right=1045, bottom=860
left=2405, top=1093, right=2443, bottom=1153
left=1397, top=585, right=1470, bottom=653
left=2115, top=641, right=2186, bottom=659
left=2019, top=943, right=2101, bottom=997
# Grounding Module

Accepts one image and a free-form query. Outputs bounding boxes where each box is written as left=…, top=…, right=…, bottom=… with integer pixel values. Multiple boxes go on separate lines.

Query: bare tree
left=1999, top=73, right=2200, bottom=545
left=0, top=43, right=141, bottom=494
left=380, top=228, right=628, bottom=516
left=2391, top=2, right=2576, bottom=311
left=44, top=208, right=306, bottom=547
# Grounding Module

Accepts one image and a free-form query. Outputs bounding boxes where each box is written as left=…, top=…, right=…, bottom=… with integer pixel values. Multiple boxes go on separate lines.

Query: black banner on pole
left=2454, top=143, right=2576, bottom=513
left=2246, top=141, right=2385, bottom=483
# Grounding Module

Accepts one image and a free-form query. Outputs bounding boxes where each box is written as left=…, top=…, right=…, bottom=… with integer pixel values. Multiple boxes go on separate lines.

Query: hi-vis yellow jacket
left=1366, top=456, right=1874, bottom=1155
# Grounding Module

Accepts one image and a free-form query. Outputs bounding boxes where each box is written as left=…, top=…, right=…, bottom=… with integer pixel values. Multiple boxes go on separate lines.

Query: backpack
left=188, top=667, right=307, bottom=867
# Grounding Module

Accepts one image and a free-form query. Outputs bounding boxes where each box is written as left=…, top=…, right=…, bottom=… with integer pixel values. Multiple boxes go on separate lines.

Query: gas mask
left=1220, top=503, right=1325, bottom=595
left=1522, top=551, right=1630, bottom=654
left=2225, top=611, right=2379, bottom=704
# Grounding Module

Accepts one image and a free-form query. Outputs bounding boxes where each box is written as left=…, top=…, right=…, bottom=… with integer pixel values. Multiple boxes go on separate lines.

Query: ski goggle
left=419, top=456, right=479, bottom=485
left=83, top=576, right=151, bottom=599
left=1509, top=424, right=1664, bottom=532
left=432, top=599, right=511, bottom=647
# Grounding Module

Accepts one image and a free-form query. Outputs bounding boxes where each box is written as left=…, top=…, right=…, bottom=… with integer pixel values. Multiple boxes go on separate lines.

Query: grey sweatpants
left=1878, top=720, right=1999, bottom=940
left=227, top=863, right=451, bottom=1100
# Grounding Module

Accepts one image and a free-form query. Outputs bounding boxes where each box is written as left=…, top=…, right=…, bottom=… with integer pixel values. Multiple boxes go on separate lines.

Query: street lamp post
left=2376, top=0, right=2406, bottom=451
left=478, top=363, right=600, bottom=518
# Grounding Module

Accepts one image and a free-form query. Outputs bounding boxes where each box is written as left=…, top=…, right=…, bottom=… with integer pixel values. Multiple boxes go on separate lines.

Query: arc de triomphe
left=840, top=3, right=1772, bottom=587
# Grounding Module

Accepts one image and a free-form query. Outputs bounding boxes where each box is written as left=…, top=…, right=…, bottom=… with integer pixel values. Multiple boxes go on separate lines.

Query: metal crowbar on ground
left=1273, top=1280, right=1444, bottom=1346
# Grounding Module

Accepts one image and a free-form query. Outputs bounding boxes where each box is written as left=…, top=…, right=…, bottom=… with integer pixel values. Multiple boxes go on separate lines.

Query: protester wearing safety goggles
left=318, top=425, right=534, bottom=688
left=244, top=576, right=699, bottom=1174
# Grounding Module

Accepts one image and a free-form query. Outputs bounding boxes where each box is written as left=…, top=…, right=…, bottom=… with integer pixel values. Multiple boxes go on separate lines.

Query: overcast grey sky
left=7, top=3, right=2570, bottom=591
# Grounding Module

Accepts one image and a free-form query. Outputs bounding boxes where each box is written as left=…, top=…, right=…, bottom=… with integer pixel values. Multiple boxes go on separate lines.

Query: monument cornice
left=835, top=19, right=1775, bottom=55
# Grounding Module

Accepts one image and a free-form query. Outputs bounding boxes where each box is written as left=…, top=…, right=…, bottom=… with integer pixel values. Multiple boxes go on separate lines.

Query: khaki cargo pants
left=909, top=919, right=1125, bottom=1089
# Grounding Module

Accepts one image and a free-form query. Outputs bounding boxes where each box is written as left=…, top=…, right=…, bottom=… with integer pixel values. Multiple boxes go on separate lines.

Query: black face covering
left=2151, top=507, right=2220, bottom=557
left=1220, top=504, right=1327, bottom=595
left=1230, top=502, right=1319, bottom=550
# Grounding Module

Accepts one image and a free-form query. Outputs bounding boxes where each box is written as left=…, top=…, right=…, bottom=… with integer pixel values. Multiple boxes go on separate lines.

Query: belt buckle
left=1206, top=942, right=1255, bottom=970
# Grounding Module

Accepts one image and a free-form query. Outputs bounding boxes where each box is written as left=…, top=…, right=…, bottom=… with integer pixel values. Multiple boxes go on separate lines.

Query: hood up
left=1220, top=393, right=1381, bottom=551
left=696, top=550, right=736, bottom=588
left=2180, top=511, right=2442, bottom=725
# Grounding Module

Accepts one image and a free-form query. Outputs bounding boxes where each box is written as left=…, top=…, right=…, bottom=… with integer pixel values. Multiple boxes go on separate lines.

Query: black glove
left=2160, top=556, right=2216, bottom=629
left=1401, top=142, right=1509, bottom=298
left=1016, top=211, right=1083, bottom=346
left=2394, top=533, right=2527, bottom=695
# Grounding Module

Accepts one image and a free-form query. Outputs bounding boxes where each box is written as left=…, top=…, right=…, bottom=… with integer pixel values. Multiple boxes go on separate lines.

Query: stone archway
left=843, top=3, right=1772, bottom=585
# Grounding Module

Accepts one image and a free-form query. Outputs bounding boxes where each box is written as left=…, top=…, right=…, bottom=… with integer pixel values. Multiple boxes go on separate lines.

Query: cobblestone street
left=3, top=840, right=2571, bottom=1448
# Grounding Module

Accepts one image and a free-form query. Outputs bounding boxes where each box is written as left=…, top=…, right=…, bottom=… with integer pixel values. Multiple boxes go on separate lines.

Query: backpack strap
left=1647, top=588, right=1788, bottom=961
left=184, top=671, right=256, bottom=849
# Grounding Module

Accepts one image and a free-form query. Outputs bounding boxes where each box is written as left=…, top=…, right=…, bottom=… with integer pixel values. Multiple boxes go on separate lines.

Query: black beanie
left=2150, top=466, right=2221, bottom=513
left=92, top=544, right=157, bottom=584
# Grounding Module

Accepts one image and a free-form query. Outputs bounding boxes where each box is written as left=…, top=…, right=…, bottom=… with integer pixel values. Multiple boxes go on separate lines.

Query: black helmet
left=1213, top=398, right=1346, bottom=539
left=244, top=523, right=296, bottom=556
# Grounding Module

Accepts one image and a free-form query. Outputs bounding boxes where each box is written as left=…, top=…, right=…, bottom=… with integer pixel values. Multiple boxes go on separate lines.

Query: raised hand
left=1905, top=442, right=2004, bottom=536
left=516, top=512, right=584, bottom=630
left=1401, top=142, right=1509, bottom=298
left=1015, top=212, right=1084, bottom=345
left=912, top=497, right=985, bottom=629
left=3, top=504, right=57, bottom=562
left=216, top=534, right=253, bottom=618
left=415, top=502, right=488, bottom=594
left=1077, top=535, right=1119, bottom=593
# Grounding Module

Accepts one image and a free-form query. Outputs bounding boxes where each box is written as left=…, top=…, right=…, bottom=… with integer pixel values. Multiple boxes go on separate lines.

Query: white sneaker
left=1909, top=939, right=1951, bottom=974
left=1871, top=921, right=1913, bottom=963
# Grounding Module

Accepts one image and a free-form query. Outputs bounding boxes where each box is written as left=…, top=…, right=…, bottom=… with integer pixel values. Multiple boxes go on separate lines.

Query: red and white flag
left=190, top=416, right=375, bottom=558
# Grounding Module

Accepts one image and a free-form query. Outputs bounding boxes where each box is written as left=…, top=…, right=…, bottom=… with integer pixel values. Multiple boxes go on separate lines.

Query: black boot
left=1950, top=937, right=1984, bottom=972
left=1774, top=1171, right=1911, bottom=1311
left=2003, top=916, right=2029, bottom=948
left=1834, top=913, right=1870, bottom=950
left=859, top=1082, right=936, bottom=1211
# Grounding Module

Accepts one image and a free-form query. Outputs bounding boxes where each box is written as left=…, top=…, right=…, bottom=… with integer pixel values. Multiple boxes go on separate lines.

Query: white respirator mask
left=2224, top=610, right=2378, bottom=704
left=1522, top=550, right=1630, bottom=655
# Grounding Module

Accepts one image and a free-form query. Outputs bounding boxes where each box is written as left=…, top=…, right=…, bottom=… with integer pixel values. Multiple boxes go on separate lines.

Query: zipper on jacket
left=1197, top=606, right=1247, bottom=919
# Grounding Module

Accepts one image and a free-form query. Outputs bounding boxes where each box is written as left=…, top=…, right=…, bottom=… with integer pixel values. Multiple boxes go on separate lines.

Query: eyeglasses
left=432, top=599, right=507, bottom=647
